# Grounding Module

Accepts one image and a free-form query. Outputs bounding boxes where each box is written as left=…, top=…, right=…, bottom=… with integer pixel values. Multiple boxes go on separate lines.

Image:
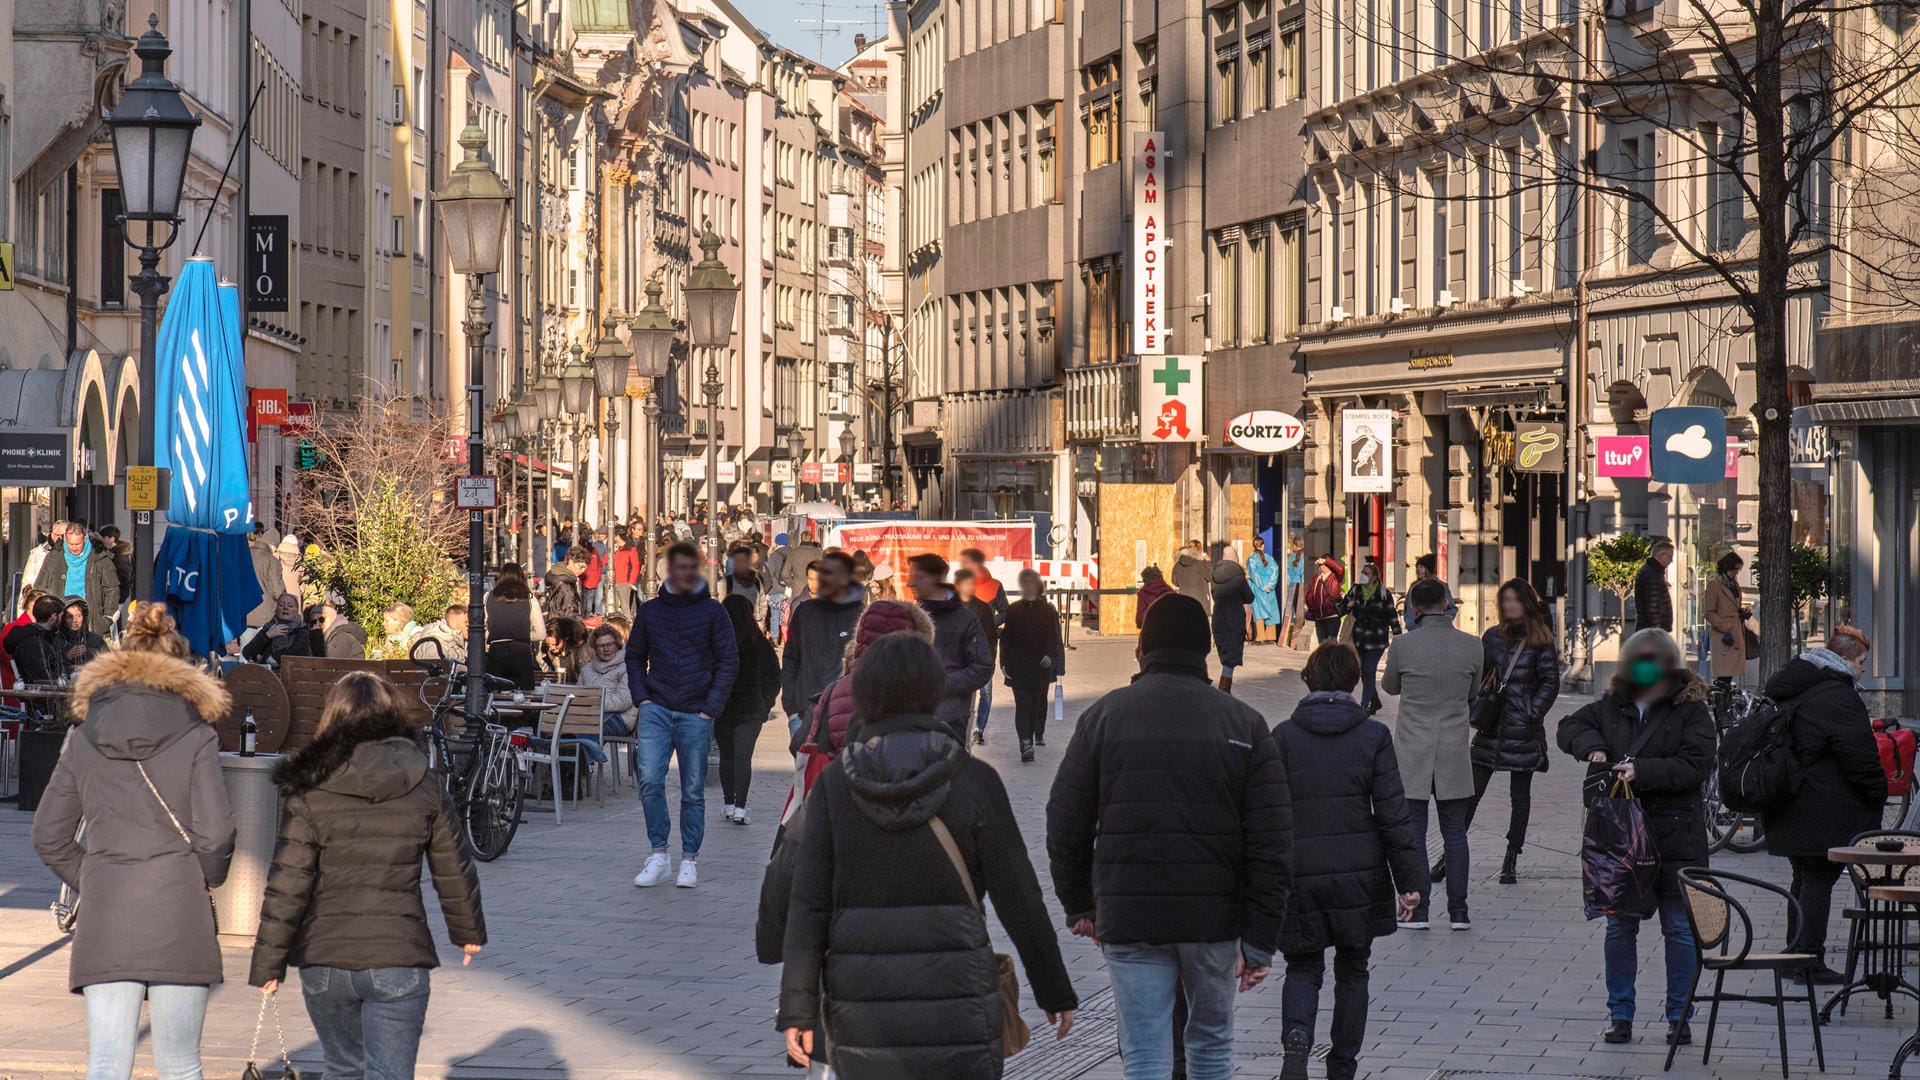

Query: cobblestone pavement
left=0, top=635, right=1912, bottom=1079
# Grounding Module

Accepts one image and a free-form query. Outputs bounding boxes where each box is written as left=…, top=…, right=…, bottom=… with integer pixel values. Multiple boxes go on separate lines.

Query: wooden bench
left=276, top=656, right=433, bottom=751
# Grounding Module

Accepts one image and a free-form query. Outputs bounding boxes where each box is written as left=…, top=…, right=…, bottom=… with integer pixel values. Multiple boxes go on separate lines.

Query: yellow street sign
left=0, top=242, right=13, bottom=291
left=126, top=466, right=160, bottom=511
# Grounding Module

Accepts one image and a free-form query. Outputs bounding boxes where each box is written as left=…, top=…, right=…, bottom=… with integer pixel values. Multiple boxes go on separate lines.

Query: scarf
left=1800, top=646, right=1855, bottom=679
left=63, top=538, right=91, bottom=600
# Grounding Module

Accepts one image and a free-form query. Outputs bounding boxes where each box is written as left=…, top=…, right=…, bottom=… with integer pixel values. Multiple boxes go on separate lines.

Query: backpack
left=1716, top=696, right=1802, bottom=813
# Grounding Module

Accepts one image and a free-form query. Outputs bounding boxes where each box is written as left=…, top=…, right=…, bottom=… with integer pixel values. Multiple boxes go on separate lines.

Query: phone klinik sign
left=1133, top=131, right=1168, bottom=355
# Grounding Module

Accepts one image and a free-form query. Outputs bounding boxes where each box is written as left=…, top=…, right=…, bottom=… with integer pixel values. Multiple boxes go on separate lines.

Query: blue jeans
left=768, top=592, right=788, bottom=641
left=638, top=702, right=712, bottom=857
left=1102, top=940, right=1240, bottom=1080
left=973, top=679, right=994, bottom=733
left=1408, top=796, right=1472, bottom=919
left=583, top=583, right=602, bottom=615
left=83, top=982, right=209, bottom=1080
left=300, top=965, right=432, bottom=1080
left=1604, top=888, right=1698, bottom=1022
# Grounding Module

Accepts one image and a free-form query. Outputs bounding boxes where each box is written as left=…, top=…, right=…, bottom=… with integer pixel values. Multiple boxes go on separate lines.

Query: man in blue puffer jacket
left=625, top=541, right=740, bottom=889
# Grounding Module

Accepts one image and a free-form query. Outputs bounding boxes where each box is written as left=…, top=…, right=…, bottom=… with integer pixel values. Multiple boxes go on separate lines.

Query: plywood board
left=1097, top=483, right=1182, bottom=633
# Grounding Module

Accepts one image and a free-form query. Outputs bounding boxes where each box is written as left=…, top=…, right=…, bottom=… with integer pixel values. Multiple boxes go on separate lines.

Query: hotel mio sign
left=1132, top=131, right=1168, bottom=355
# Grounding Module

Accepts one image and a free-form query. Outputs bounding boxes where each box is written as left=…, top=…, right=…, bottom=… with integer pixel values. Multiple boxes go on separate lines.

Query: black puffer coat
left=249, top=711, right=486, bottom=984
left=778, top=712, right=1075, bottom=1080
left=1556, top=672, right=1715, bottom=869
left=1271, top=691, right=1426, bottom=954
left=1761, top=654, right=1887, bottom=857
left=1211, top=561, right=1254, bottom=668
left=1046, top=650, right=1293, bottom=961
left=1470, top=627, right=1561, bottom=774
left=1634, top=558, right=1673, bottom=633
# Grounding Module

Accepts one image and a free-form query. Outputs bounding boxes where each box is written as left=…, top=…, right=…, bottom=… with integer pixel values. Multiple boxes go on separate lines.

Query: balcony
left=1065, top=360, right=1139, bottom=442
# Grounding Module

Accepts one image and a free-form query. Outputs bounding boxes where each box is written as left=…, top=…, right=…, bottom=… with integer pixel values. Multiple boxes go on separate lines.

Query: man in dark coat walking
left=1760, top=627, right=1885, bottom=984
left=907, top=554, right=993, bottom=745
left=1047, top=594, right=1293, bottom=1080
left=779, top=551, right=864, bottom=738
left=625, top=542, right=740, bottom=890
left=1272, top=642, right=1425, bottom=1080
left=1633, top=540, right=1675, bottom=633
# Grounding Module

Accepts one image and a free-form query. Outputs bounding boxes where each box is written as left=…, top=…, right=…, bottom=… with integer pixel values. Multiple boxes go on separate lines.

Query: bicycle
left=1704, top=681, right=1766, bottom=854
left=412, top=646, right=528, bottom=862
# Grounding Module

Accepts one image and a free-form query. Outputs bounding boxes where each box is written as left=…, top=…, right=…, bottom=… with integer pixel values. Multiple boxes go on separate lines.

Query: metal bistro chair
left=524, top=685, right=606, bottom=822
left=1670, top=867, right=1825, bottom=1078
left=601, top=710, right=637, bottom=792
left=1831, top=830, right=1920, bottom=1021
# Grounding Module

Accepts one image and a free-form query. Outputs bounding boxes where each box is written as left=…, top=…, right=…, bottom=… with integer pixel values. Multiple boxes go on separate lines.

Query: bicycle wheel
left=1883, top=786, right=1914, bottom=831
left=1703, top=774, right=1737, bottom=854
left=1724, top=816, right=1767, bottom=854
left=465, top=754, right=524, bottom=862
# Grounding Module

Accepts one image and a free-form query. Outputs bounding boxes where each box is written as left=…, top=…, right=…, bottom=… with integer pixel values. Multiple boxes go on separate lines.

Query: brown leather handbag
left=929, top=816, right=1031, bottom=1057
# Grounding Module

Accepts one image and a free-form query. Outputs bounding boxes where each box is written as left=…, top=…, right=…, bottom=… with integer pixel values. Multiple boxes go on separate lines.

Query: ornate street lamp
left=561, top=340, right=593, bottom=518
left=839, top=425, right=856, bottom=504
left=630, top=279, right=674, bottom=590
left=104, top=14, right=202, bottom=608
left=592, top=314, right=633, bottom=540
left=684, top=225, right=739, bottom=581
left=433, top=119, right=511, bottom=720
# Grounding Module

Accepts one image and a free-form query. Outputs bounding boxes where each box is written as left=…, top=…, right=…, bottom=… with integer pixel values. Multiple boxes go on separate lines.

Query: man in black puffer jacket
left=1047, top=594, right=1292, bottom=1079
left=1633, top=541, right=1675, bottom=633
left=1272, top=642, right=1426, bottom=1080
left=779, top=551, right=864, bottom=737
left=1761, top=627, right=1886, bottom=985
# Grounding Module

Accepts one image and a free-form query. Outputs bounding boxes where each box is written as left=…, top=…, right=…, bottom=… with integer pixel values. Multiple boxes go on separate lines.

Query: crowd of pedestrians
left=24, top=514, right=1902, bottom=1080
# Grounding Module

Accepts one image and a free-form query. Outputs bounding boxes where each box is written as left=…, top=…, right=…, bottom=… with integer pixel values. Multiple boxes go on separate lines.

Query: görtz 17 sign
left=1132, top=131, right=1169, bottom=355
left=1224, top=410, right=1305, bottom=454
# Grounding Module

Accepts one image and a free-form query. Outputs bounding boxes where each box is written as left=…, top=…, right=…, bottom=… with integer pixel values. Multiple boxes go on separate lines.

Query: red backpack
left=1874, top=718, right=1917, bottom=797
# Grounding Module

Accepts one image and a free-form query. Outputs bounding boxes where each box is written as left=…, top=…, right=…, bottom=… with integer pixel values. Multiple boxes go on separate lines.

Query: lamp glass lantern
left=561, top=342, right=596, bottom=415
left=593, top=315, right=634, bottom=400
left=515, top=395, right=541, bottom=433
left=104, top=16, right=202, bottom=223
left=534, top=364, right=563, bottom=422
left=432, top=123, right=512, bottom=277
left=838, top=426, right=856, bottom=460
left=504, top=404, right=524, bottom=440
left=684, top=227, right=740, bottom=350
left=629, top=278, right=675, bottom=381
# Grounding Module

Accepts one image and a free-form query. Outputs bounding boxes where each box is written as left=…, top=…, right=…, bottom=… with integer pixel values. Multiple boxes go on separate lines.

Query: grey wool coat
left=32, top=649, right=236, bottom=992
left=1381, top=613, right=1485, bottom=800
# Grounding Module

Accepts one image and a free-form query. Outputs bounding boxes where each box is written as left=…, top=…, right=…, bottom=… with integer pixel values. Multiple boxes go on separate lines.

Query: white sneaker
left=735, top=807, right=751, bottom=825
left=676, top=859, right=699, bottom=888
left=633, top=852, right=672, bottom=887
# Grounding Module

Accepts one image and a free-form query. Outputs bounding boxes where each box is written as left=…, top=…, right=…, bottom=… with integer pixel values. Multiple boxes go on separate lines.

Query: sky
left=727, top=0, right=883, bottom=67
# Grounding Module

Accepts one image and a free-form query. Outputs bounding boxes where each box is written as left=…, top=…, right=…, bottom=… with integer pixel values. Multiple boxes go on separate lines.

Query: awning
left=1804, top=398, right=1920, bottom=425
left=497, top=450, right=572, bottom=477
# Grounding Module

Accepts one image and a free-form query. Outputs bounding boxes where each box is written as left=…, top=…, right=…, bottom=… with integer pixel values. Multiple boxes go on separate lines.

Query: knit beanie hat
left=1139, top=593, right=1211, bottom=658
left=853, top=600, right=927, bottom=658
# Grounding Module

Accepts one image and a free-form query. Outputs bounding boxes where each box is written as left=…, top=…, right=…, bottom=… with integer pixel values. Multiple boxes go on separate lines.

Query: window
left=1246, top=34, right=1270, bottom=113
left=1084, top=260, right=1122, bottom=365
left=1085, top=95, right=1117, bottom=168
left=1213, top=44, right=1239, bottom=125
left=1214, top=231, right=1241, bottom=346
left=1036, top=104, right=1059, bottom=202
left=1248, top=229, right=1271, bottom=342
left=1503, top=145, right=1524, bottom=292
left=1279, top=214, right=1305, bottom=336
left=1280, top=23, right=1304, bottom=99
left=1428, top=168, right=1449, bottom=304
left=1473, top=154, right=1492, bottom=298
left=100, top=189, right=125, bottom=306
left=1140, top=78, right=1157, bottom=131
left=391, top=214, right=406, bottom=256
left=1621, top=134, right=1656, bottom=265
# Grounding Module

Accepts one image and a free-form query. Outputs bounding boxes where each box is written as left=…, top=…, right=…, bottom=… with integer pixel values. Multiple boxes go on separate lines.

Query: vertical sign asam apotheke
left=1133, top=131, right=1169, bottom=355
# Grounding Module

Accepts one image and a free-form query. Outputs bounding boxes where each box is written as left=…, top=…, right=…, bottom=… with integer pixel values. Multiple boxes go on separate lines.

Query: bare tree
left=1306, top=0, right=1920, bottom=675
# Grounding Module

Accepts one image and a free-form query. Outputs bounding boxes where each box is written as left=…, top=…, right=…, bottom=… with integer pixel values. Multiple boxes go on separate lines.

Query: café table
left=1825, top=844, right=1920, bottom=1023
left=1870, top=885, right=1920, bottom=1078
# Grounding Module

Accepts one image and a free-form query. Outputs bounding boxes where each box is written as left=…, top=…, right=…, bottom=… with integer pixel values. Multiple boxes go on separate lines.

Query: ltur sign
left=1132, top=131, right=1168, bottom=355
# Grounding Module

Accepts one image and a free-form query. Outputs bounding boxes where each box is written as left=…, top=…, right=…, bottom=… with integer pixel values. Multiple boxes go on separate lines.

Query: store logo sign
left=1224, top=410, right=1304, bottom=454
left=1595, top=436, right=1650, bottom=477
left=1650, top=406, right=1728, bottom=484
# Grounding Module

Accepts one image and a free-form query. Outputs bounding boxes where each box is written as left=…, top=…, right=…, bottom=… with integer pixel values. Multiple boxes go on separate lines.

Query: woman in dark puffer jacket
left=779, top=633, right=1076, bottom=1079
left=1465, top=579, right=1561, bottom=884
left=1271, top=643, right=1426, bottom=1080
left=250, top=672, right=486, bottom=1080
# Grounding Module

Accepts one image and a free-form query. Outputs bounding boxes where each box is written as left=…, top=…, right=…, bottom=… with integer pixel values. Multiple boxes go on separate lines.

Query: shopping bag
left=1052, top=684, right=1064, bottom=729
left=1581, top=779, right=1661, bottom=921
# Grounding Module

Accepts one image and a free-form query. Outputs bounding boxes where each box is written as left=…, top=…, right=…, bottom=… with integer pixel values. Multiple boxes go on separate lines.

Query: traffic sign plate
left=455, top=475, right=498, bottom=509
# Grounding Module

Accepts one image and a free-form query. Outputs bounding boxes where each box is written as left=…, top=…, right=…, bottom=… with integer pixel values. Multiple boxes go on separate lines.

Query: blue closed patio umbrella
left=151, top=257, right=262, bottom=655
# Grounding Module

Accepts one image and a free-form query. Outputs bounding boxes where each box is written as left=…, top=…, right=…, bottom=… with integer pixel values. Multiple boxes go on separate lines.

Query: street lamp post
left=105, top=14, right=201, bottom=611
left=561, top=340, right=596, bottom=522
left=684, top=226, right=740, bottom=584
left=432, top=121, right=512, bottom=721
left=534, top=358, right=563, bottom=528
left=591, top=314, right=634, bottom=541
left=838, top=425, right=856, bottom=507
left=630, top=279, right=674, bottom=595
